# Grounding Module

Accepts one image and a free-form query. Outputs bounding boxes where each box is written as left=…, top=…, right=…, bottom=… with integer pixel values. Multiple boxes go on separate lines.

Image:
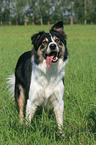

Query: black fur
left=14, top=21, right=69, bottom=108
left=15, top=51, right=32, bottom=102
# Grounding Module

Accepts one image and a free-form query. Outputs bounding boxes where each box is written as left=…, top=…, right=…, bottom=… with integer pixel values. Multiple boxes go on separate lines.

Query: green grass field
left=0, top=24, right=96, bottom=145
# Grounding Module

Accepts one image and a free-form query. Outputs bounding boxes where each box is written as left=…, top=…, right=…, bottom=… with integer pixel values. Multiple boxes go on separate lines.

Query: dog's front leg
left=53, top=99, right=64, bottom=134
left=26, top=99, right=37, bottom=123
left=26, top=90, right=44, bottom=124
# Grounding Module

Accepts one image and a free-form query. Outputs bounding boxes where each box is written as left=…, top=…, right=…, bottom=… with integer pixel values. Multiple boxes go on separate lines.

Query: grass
left=0, top=24, right=96, bottom=145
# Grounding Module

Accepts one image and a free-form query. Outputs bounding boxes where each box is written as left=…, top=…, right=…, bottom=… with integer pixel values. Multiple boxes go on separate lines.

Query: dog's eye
left=40, top=45, right=45, bottom=50
left=55, top=39, right=63, bottom=46
left=55, top=39, right=60, bottom=43
left=58, top=41, right=63, bottom=46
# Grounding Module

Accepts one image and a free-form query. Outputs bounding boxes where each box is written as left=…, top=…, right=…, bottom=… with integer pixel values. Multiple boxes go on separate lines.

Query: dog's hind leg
left=15, top=85, right=25, bottom=123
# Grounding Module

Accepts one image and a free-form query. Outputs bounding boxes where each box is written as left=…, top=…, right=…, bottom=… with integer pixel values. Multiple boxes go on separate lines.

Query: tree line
left=0, top=0, right=96, bottom=25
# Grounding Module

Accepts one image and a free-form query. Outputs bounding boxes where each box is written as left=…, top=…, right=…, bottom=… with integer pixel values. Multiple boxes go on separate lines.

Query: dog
left=7, top=21, right=69, bottom=133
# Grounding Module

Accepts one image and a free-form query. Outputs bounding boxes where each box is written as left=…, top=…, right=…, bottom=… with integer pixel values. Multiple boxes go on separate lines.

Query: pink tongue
left=46, top=56, right=54, bottom=67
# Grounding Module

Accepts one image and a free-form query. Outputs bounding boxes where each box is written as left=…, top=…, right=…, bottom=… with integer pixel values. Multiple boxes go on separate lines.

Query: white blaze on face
left=46, top=34, right=59, bottom=68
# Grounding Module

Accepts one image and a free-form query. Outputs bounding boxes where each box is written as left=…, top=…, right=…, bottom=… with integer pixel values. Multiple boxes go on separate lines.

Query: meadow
left=0, top=24, right=96, bottom=145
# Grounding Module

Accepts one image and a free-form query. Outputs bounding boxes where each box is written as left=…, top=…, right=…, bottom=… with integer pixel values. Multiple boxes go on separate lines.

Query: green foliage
left=0, top=0, right=96, bottom=25
left=0, top=25, right=96, bottom=144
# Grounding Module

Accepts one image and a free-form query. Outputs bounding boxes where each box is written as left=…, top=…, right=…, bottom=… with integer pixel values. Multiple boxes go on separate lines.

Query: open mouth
left=46, top=51, right=59, bottom=67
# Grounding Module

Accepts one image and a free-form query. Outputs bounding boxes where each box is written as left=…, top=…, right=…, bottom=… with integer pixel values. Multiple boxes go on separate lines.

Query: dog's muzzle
left=50, top=43, right=56, bottom=50
left=46, top=42, right=59, bottom=68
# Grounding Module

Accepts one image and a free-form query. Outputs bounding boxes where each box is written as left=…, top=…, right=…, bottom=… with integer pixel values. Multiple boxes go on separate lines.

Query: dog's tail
left=6, top=74, right=15, bottom=99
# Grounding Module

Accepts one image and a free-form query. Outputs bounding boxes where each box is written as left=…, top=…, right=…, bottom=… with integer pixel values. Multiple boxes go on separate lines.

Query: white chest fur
left=26, top=58, right=66, bottom=125
left=29, top=59, right=65, bottom=103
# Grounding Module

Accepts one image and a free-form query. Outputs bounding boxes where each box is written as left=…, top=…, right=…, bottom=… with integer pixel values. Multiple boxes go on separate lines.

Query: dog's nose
left=50, top=44, right=56, bottom=50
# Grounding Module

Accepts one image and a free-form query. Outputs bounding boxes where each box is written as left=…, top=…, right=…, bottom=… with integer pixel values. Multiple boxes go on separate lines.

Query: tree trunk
left=24, top=7, right=27, bottom=26
left=0, top=20, right=2, bottom=25
left=9, top=1, right=11, bottom=25
left=16, top=15, right=18, bottom=25
left=91, top=20, right=93, bottom=24
left=48, top=18, right=50, bottom=25
left=70, top=2, right=73, bottom=25
left=70, top=15, right=73, bottom=25
left=0, top=15, right=2, bottom=25
left=24, top=15, right=27, bottom=26
left=40, top=16, right=43, bottom=25
left=0, top=8, right=2, bottom=25
left=32, top=16, right=34, bottom=25
left=84, top=0, right=87, bottom=24
left=48, top=21, right=50, bottom=25
left=9, top=16, right=11, bottom=25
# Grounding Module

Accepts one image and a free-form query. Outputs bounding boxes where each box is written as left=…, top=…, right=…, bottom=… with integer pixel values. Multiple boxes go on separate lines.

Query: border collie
left=7, top=21, right=69, bottom=132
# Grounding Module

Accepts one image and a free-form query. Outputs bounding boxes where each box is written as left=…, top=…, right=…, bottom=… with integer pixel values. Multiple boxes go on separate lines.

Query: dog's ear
left=50, top=21, right=64, bottom=34
left=31, top=31, right=44, bottom=49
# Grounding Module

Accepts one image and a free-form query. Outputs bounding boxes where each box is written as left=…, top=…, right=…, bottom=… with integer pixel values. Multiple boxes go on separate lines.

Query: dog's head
left=31, top=21, right=69, bottom=67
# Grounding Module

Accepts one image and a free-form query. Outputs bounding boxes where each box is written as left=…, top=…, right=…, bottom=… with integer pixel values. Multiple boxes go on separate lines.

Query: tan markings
left=61, top=43, right=65, bottom=60
left=37, top=43, right=48, bottom=62
left=37, top=47, right=45, bottom=61
left=43, top=38, right=48, bottom=42
left=17, top=85, right=25, bottom=123
left=53, top=36, right=56, bottom=40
